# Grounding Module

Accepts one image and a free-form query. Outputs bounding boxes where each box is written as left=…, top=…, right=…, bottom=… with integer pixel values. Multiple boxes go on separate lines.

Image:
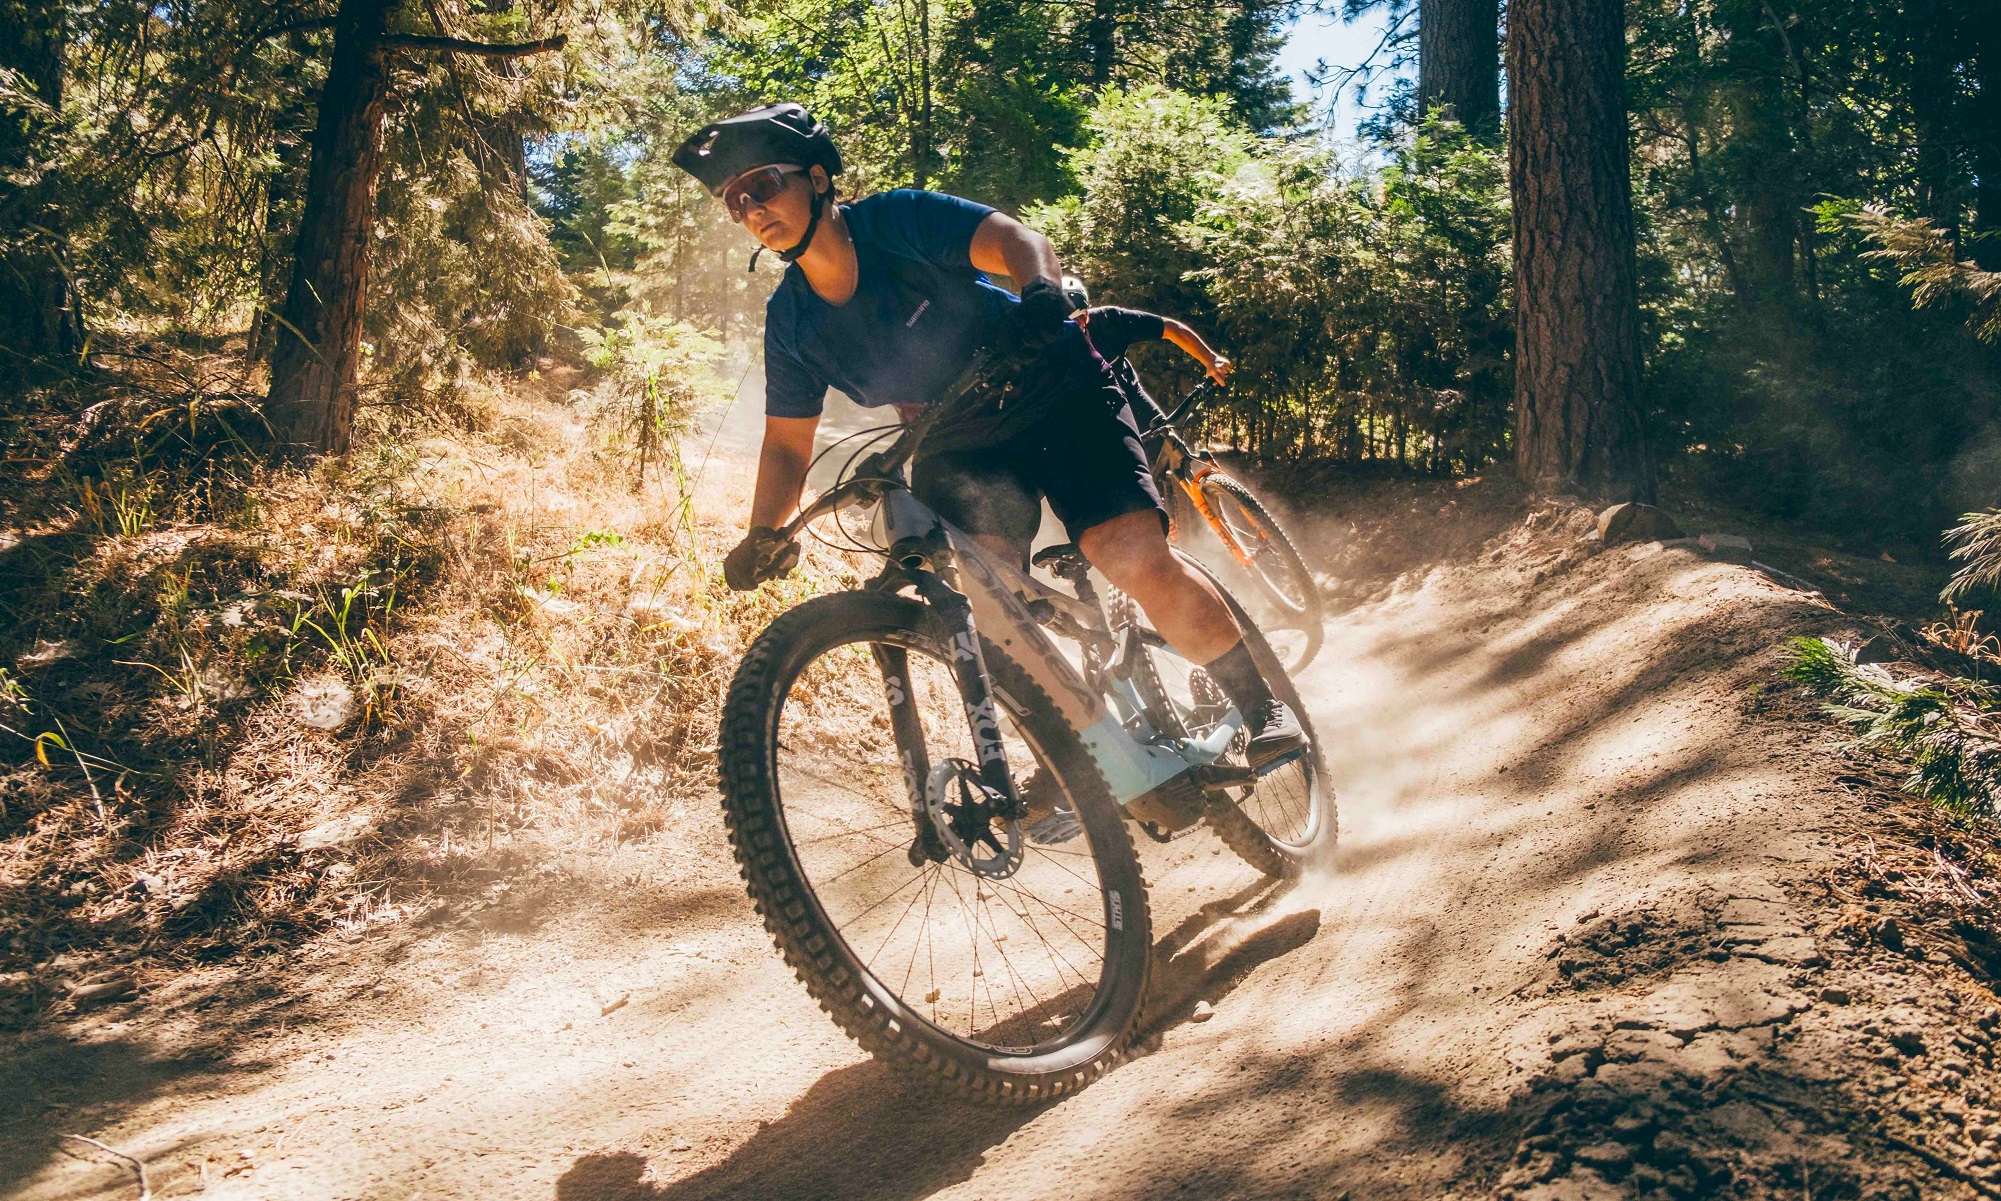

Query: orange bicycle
left=1142, top=380, right=1324, bottom=671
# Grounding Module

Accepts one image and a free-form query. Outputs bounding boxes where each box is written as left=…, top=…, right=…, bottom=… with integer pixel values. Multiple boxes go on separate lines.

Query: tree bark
left=0, top=0, right=83, bottom=365
left=1086, top=0, right=1117, bottom=87
left=1418, top=0, right=1500, bottom=135
left=1508, top=0, right=1653, bottom=501
left=1974, top=20, right=2001, bottom=268
left=265, top=0, right=398, bottom=455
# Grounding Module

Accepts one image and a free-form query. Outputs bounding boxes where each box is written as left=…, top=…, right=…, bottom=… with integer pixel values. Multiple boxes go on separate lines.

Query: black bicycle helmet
left=672, top=103, right=844, bottom=195
left=1061, top=275, right=1090, bottom=311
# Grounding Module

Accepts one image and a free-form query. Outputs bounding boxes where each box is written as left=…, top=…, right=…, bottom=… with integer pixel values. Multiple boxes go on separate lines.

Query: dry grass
left=0, top=346, right=866, bottom=1025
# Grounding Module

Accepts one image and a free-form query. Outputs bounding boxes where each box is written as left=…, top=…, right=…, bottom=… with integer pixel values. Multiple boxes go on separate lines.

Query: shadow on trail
left=555, top=882, right=1319, bottom=1201
left=557, top=1061, right=1028, bottom=1201
left=0, top=1034, right=233, bottom=1200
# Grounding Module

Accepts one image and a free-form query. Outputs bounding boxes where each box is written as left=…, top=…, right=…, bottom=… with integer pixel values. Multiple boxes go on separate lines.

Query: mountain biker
left=1060, top=276, right=1233, bottom=438
left=672, top=103, right=1303, bottom=768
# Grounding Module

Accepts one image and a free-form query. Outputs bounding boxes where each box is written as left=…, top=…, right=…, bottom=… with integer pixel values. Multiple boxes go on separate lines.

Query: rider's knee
left=1089, top=533, right=1183, bottom=598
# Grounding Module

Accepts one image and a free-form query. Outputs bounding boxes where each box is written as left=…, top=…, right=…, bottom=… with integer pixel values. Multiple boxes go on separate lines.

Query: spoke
left=782, top=761, right=909, bottom=821
left=816, top=836, right=911, bottom=888
left=975, top=887, right=1038, bottom=1031
left=822, top=861, right=927, bottom=930
left=1031, top=843, right=1113, bottom=895
left=868, top=861, right=939, bottom=970
left=998, top=876, right=1108, bottom=961
left=898, top=867, right=942, bottom=1002
left=791, top=819, right=915, bottom=849
left=998, top=865, right=1107, bottom=929
left=995, top=874, right=1104, bottom=982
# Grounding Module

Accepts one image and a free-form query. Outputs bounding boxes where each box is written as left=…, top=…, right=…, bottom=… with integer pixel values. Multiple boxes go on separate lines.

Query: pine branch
left=1784, top=636, right=2001, bottom=815
left=1945, top=511, right=2001, bottom=605
left=1850, top=205, right=2001, bottom=344
left=377, top=33, right=567, bottom=58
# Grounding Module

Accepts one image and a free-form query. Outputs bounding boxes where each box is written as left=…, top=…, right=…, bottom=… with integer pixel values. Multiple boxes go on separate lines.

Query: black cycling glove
left=723, top=526, right=800, bottom=592
left=1003, top=277, right=1075, bottom=356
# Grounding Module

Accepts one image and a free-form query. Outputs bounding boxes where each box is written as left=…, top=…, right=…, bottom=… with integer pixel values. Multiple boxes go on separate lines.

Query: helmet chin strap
left=748, top=184, right=829, bottom=272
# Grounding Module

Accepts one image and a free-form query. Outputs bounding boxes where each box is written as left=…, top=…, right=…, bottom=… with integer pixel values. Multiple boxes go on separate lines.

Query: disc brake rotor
left=925, top=759, right=1025, bottom=879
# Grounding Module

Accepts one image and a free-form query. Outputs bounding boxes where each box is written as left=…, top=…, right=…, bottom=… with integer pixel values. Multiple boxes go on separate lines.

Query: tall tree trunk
left=265, top=0, right=398, bottom=455
left=1716, top=0, right=1798, bottom=304
left=1508, top=0, right=1653, bottom=501
left=912, top=0, right=932, bottom=188
left=1974, top=21, right=2001, bottom=269
left=1086, top=0, right=1117, bottom=87
left=1418, top=0, right=1501, bottom=135
left=0, top=0, right=83, bottom=364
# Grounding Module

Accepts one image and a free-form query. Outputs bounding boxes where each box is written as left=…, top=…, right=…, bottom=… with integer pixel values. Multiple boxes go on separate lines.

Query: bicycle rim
left=766, top=622, right=1135, bottom=1055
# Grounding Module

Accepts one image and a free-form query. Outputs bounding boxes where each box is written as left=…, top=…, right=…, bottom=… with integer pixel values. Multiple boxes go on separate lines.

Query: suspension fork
left=907, top=569, right=1022, bottom=817
left=871, top=642, right=948, bottom=865
left=1178, top=462, right=1258, bottom=570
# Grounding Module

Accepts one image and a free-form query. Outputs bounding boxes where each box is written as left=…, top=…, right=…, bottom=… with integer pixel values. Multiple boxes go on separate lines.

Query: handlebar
left=774, top=345, right=1014, bottom=546
left=1147, top=378, right=1226, bottom=439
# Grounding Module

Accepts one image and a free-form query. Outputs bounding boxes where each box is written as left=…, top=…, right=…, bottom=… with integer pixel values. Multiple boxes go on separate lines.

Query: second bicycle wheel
left=718, top=590, right=1152, bottom=1104
left=1195, top=472, right=1325, bottom=671
left=1107, top=555, right=1337, bottom=877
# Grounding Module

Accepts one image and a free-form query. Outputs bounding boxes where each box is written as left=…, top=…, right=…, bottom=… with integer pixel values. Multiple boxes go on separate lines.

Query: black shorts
left=911, top=370, right=1166, bottom=560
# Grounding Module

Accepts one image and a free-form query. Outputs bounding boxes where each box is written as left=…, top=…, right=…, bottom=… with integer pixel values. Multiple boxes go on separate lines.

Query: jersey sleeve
left=1083, top=306, right=1167, bottom=360
left=763, top=335, right=828, bottom=419
left=857, top=190, right=996, bottom=270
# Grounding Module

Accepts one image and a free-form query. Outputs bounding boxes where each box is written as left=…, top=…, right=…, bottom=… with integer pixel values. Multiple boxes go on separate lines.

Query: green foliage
left=1029, top=98, right=1510, bottom=469
left=1627, top=0, right=2001, bottom=547
left=1944, top=510, right=2001, bottom=606
left=704, top=0, right=1296, bottom=211
left=1027, top=88, right=1250, bottom=313
left=1849, top=206, right=2001, bottom=345
left=370, top=140, right=572, bottom=383
left=1783, top=636, right=2001, bottom=817
left=576, top=309, right=724, bottom=489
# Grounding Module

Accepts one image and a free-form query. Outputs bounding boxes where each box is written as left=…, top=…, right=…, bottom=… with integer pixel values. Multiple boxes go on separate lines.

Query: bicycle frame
left=1147, top=411, right=1259, bottom=575
left=795, top=474, right=1250, bottom=838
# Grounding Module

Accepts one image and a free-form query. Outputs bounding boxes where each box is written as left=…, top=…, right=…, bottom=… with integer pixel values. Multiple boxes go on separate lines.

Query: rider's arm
left=967, top=212, right=1062, bottom=291
left=749, top=415, right=820, bottom=529
left=1160, top=316, right=1233, bottom=385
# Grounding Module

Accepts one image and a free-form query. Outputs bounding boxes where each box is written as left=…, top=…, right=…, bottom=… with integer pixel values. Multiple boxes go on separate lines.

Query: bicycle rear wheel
left=1109, top=558, right=1336, bottom=877
left=719, top=590, right=1152, bottom=1103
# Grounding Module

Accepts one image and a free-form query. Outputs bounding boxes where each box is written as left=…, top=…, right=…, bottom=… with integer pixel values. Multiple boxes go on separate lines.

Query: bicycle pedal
left=1251, top=749, right=1305, bottom=777
left=1027, top=809, right=1083, bottom=845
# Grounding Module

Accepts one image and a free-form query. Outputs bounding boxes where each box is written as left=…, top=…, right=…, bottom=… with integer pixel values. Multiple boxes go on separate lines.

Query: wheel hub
left=925, top=759, right=1025, bottom=879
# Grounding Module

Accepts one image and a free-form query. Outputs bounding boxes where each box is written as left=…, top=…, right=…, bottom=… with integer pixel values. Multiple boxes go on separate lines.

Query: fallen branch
left=61, top=1134, right=151, bottom=1201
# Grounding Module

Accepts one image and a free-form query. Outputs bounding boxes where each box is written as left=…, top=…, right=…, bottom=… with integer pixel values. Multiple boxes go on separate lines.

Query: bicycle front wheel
left=1196, top=473, right=1325, bottom=671
left=718, top=590, right=1152, bottom=1104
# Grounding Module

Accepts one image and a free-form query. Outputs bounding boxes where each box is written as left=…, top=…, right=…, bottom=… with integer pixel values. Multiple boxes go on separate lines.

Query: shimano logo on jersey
left=904, top=299, right=931, bottom=328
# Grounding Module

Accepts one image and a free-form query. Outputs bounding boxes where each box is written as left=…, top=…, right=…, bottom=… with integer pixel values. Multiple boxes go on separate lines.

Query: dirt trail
left=2, top=471, right=1982, bottom=1199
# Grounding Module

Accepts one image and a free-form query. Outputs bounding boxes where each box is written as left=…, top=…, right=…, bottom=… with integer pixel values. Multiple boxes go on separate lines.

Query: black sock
left=1200, top=639, right=1274, bottom=715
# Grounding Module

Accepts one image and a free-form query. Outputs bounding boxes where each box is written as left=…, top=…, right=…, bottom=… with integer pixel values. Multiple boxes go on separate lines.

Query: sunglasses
left=721, top=166, right=805, bottom=222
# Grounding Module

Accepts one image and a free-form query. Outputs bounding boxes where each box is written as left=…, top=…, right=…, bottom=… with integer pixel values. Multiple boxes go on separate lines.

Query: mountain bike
left=717, top=351, right=1335, bottom=1104
left=1141, top=380, right=1324, bottom=671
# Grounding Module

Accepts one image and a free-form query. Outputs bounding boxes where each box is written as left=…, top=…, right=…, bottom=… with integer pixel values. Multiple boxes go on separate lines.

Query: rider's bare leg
left=1075, top=510, right=1238, bottom=662
left=1078, top=509, right=1304, bottom=767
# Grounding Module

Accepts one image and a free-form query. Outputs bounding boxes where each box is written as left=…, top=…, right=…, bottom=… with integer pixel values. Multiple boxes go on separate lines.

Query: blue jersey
left=761, top=189, right=1096, bottom=434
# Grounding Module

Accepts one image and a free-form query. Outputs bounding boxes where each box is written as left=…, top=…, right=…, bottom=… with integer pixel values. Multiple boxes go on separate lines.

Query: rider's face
left=731, top=167, right=824, bottom=251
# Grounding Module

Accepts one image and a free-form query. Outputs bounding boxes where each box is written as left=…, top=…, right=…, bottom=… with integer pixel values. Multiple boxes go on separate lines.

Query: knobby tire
left=718, top=591, right=1152, bottom=1105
